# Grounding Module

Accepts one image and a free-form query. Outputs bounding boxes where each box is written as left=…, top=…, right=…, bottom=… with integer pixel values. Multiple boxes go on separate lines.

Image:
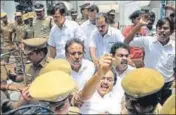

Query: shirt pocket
left=163, top=53, right=175, bottom=69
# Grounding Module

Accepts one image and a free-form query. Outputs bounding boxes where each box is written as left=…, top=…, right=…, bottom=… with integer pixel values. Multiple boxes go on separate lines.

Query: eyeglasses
left=68, top=51, right=83, bottom=56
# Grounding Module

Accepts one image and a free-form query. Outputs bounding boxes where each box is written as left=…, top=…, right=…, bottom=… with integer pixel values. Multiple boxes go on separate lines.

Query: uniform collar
left=34, top=56, right=49, bottom=67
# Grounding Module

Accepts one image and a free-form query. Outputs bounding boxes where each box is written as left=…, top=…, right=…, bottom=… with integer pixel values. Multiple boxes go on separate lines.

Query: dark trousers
left=158, top=81, right=173, bottom=105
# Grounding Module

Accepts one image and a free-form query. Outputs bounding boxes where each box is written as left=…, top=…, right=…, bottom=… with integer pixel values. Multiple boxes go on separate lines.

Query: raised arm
left=79, top=54, right=113, bottom=101
left=124, top=14, right=150, bottom=44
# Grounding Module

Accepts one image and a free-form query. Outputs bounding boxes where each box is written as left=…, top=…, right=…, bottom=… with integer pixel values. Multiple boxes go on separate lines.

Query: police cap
left=22, top=38, right=47, bottom=55
left=29, top=71, right=76, bottom=102
left=122, top=68, right=164, bottom=98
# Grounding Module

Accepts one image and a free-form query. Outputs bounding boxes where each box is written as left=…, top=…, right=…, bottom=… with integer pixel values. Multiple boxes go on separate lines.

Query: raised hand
left=138, top=14, right=150, bottom=26
left=98, top=54, right=113, bottom=76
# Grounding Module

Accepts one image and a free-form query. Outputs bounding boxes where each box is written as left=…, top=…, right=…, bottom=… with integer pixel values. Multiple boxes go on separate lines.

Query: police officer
left=8, top=38, right=52, bottom=84
left=159, top=94, right=175, bottom=114
left=28, top=70, right=76, bottom=114
left=107, top=9, right=119, bottom=29
left=13, top=12, right=25, bottom=42
left=22, top=38, right=53, bottom=85
left=70, top=9, right=78, bottom=22
left=121, top=68, right=164, bottom=114
left=22, top=12, right=34, bottom=39
left=77, top=3, right=90, bottom=25
left=33, top=3, right=53, bottom=39
left=0, top=12, right=15, bottom=63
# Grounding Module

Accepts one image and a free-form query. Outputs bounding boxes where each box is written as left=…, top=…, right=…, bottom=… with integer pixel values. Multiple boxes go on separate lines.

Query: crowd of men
left=0, top=2, right=175, bottom=114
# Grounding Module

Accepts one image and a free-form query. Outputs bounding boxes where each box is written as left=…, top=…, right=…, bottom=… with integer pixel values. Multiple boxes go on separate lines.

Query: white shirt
left=130, top=36, right=175, bottom=82
left=89, top=26, right=124, bottom=58
left=112, top=65, right=136, bottom=102
left=80, top=20, right=97, bottom=60
left=48, top=19, right=86, bottom=59
left=80, top=90, right=121, bottom=114
left=71, top=59, right=95, bottom=90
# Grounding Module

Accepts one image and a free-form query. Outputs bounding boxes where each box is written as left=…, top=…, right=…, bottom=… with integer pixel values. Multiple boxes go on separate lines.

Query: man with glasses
left=89, top=13, right=124, bottom=67
left=65, top=39, right=95, bottom=90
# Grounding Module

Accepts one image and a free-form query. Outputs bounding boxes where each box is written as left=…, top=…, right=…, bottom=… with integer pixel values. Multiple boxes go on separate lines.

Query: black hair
left=65, top=38, right=85, bottom=54
left=149, top=11, right=155, bottom=18
left=94, top=67, right=117, bottom=86
left=50, top=2, right=67, bottom=16
left=129, top=10, right=144, bottom=23
left=156, top=17, right=174, bottom=33
left=95, top=12, right=108, bottom=23
left=33, top=47, right=48, bottom=56
left=125, top=90, right=160, bottom=109
left=88, top=5, right=99, bottom=13
left=110, top=42, right=130, bottom=56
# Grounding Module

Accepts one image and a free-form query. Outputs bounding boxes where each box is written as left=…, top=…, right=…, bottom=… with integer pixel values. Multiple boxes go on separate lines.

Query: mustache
left=121, top=60, right=128, bottom=64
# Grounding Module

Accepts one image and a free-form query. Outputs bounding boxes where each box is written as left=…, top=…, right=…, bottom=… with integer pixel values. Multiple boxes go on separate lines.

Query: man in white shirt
left=89, top=13, right=124, bottom=66
left=65, top=39, right=95, bottom=90
left=80, top=5, right=99, bottom=60
left=48, top=3, right=86, bottom=59
left=76, top=54, right=121, bottom=114
left=110, top=42, right=135, bottom=97
left=125, top=15, right=175, bottom=105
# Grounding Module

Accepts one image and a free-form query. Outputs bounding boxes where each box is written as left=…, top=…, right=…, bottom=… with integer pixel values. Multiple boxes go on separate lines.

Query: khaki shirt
left=33, top=16, right=52, bottom=39
left=24, top=56, right=53, bottom=85
left=0, top=22, right=13, bottom=43
left=23, top=25, right=34, bottom=39
left=13, top=23, right=25, bottom=42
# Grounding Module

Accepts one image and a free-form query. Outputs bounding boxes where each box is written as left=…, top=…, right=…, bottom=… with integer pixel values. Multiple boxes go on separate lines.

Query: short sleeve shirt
left=48, top=19, right=86, bottom=59
left=89, top=26, right=124, bottom=58
left=129, top=36, right=175, bottom=82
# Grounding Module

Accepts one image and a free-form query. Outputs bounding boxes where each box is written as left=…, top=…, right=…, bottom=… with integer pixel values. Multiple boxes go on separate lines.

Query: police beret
left=159, top=94, right=175, bottom=114
left=79, top=3, right=90, bottom=8
left=22, top=38, right=47, bottom=54
left=29, top=71, right=76, bottom=102
left=1, top=12, right=7, bottom=18
left=34, top=3, right=44, bottom=11
left=39, top=59, right=71, bottom=75
left=15, top=12, right=22, bottom=16
left=121, top=68, right=164, bottom=98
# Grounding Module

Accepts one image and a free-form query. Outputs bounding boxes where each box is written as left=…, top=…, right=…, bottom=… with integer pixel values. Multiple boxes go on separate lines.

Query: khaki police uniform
left=107, top=9, right=119, bottom=29
left=37, top=59, right=80, bottom=114
left=29, top=71, right=77, bottom=114
left=159, top=94, right=175, bottom=114
left=121, top=68, right=165, bottom=114
left=13, top=12, right=25, bottom=42
left=22, top=12, right=35, bottom=39
left=22, top=38, right=53, bottom=85
left=0, top=13, right=16, bottom=62
left=33, top=3, right=52, bottom=39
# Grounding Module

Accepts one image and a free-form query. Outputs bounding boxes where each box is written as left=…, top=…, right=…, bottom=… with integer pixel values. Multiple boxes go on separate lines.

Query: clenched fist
left=98, top=54, right=113, bottom=76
